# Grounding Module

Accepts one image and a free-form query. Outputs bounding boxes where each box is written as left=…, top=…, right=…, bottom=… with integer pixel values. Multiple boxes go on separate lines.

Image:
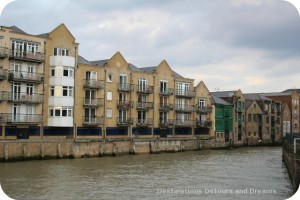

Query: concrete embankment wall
left=282, top=135, right=300, bottom=194
left=0, top=138, right=220, bottom=162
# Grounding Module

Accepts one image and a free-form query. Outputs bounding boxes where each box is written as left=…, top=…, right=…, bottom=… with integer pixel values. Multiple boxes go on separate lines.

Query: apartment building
left=0, top=26, right=45, bottom=139
left=211, top=90, right=246, bottom=146
left=0, top=24, right=78, bottom=139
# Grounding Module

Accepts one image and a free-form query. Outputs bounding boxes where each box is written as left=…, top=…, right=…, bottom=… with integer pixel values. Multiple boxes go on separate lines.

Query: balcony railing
left=175, top=104, right=196, bottom=112
left=7, top=92, right=44, bottom=104
left=118, top=83, right=134, bottom=92
left=0, top=113, right=6, bottom=122
left=137, top=85, right=154, bottom=94
left=0, top=47, right=9, bottom=58
left=159, top=88, right=174, bottom=96
left=83, top=98, right=104, bottom=107
left=117, top=117, right=133, bottom=126
left=9, top=49, right=45, bottom=63
left=159, top=103, right=173, bottom=111
left=159, top=119, right=174, bottom=127
left=175, top=89, right=196, bottom=97
left=0, top=69, right=8, bottom=80
left=0, top=91, right=7, bottom=101
left=198, top=106, right=213, bottom=114
left=83, top=116, right=103, bottom=126
left=117, top=100, right=134, bottom=109
left=196, top=120, right=212, bottom=128
left=6, top=114, right=42, bottom=124
left=174, top=120, right=195, bottom=127
left=137, top=102, right=154, bottom=110
left=136, top=118, right=153, bottom=126
left=84, top=79, right=104, bottom=89
left=8, top=70, right=44, bottom=83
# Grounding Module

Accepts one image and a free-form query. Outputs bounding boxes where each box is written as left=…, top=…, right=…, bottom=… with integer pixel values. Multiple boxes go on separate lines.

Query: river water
left=0, top=147, right=293, bottom=200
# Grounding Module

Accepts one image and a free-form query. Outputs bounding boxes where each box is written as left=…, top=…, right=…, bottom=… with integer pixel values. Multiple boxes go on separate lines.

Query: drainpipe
left=103, top=69, right=107, bottom=140
left=73, top=46, right=77, bottom=140
left=41, top=41, right=46, bottom=139
left=152, top=75, right=155, bottom=138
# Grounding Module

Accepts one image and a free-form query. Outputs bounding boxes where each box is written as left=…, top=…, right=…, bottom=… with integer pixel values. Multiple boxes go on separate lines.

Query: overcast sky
left=0, top=0, right=299, bottom=93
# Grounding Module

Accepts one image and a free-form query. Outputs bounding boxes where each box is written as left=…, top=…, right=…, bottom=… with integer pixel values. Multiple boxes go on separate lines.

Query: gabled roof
left=245, top=100, right=253, bottom=110
left=90, top=59, right=109, bottom=66
left=262, top=92, right=292, bottom=97
left=244, top=93, right=272, bottom=101
left=78, top=55, right=93, bottom=65
left=211, top=91, right=236, bottom=98
left=9, top=26, right=27, bottom=34
left=129, top=63, right=142, bottom=72
left=211, top=94, right=231, bottom=105
left=283, top=89, right=300, bottom=94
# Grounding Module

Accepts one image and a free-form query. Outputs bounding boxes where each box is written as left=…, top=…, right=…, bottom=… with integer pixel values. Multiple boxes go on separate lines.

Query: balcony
left=137, top=85, right=154, bottom=94
left=159, top=103, right=173, bottom=111
left=117, top=100, right=134, bottom=109
left=6, top=114, right=42, bottom=124
left=83, top=79, right=104, bottom=89
left=159, top=119, right=174, bottom=127
left=0, top=113, right=6, bottom=122
left=175, top=89, right=196, bottom=98
left=159, top=88, right=174, bottom=96
left=0, top=68, right=8, bottom=80
left=9, top=49, right=45, bottom=63
left=198, top=106, right=213, bottom=114
left=235, top=106, right=243, bottom=113
left=175, top=104, right=196, bottom=112
left=0, top=47, right=9, bottom=58
left=118, top=83, right=134, bottom=92
left=136, top=118, right=153, bottom=127
left=117, top=117, right=133, bottom=126
left=83, top=116, right=103, bottom=126
left=137, top=102, right=154, bottom=110
left=0, top=91, right=7, bottom=101
left=8, top=70, right=44, bottom=83
left=83, top=98, right=104, bottom=107
left=174, top=120, right=195, bottom=127
left=196, top=120, right=212, bottom=128
left=7, top=92, right=44, bottom=104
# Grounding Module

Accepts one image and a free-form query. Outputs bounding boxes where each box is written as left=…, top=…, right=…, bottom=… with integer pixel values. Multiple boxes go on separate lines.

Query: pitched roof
left=211, top=94, right=231, bottom=105
left=90, top=59, right=109, bottom=66
left=78, top=55, right=93, bottom=65
left=262, top=92, right=292, bottom=97
left=283, top=89, right=300, bottom=93
left=244, top=93, right=272, bottom=101
left=9, top=26, right=27, bottom=34
left=211, top=91, right=236, bottom=98
left=129, top=63, right=142, bottom=72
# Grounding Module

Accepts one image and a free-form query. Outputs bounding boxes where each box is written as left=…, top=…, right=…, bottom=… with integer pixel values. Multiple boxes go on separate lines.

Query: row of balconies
left=0, top=70, right=44, bottom=83
left=0, top=92, right=43, bottom=104
left=0, top=113, right=42, bottom=124
left=0, top=47, right=45, bottom=63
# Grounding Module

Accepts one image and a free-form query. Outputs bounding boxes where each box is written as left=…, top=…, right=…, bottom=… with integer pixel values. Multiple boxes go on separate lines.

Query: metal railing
left=198, top=106, right=213, bottom=113
left=7, top=92, right=44, bottom=103
left=83, top=116, right=103, bottom=125
left=117, top=117, right=133, bottom=126
left=6, top=113, right=42, bottom=124
left=175, top=89, right=196, bottom=97
left=83, top=98, right=104, bottom=107
left=159, top=103, right=173, bottom=111
left=159, top=88, right=174, bottom=96
left=118, top=83, right=134, bottom=92
left=174, top=104, right=196, bottom=112
left=136, top=102, right=154, bottom=110
left=159, top=119, right=174, bottom=127
left=117, top=100, right=134, bottom=109
left=9, top=49, right=45, bottom=63
left=84, top=79, right=104, bottom=89
left=136, top=118, right=153, bottom=126
left=174, top=119, right=195, bottom=127
left=196, top=120, right=212, bottom=128
left=137, top=85, right=154, bottom=94
left=8, top=70, right=44, bottom=83
left=0, top=91, right=7, bottom=101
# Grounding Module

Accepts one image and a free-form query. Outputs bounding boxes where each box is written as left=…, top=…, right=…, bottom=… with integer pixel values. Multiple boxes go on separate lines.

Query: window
left=50, top=86, right=55, bottom=96
left=138, top=78, right=147, bottom=92
left=266, top=116, right=269, bottom=124
left=54, top=48, right=69, bottom=56
left=198, top=98, right=206, bottom=108
left=160, top=80, right=168, bottom=94
left=107, top=109, right=112, bottom=118
left=55, top=109, right=60, bottom=116
left=248, top=114, right=252, bottom=122
left=51, top=68, right=55, bottom=76
left=63, top=67, right=74, bottom=77
left=49, top=109, right=54, bottom=117
left=62, top=107, right=72, bottom=117
left=248, top=132, right=251, bottom=136
left=62, top=86, right=73, bottom=97
left=253, top=114, right=257, bottom=122
left=254, top=132, right=256, bottom=136
left=108, top=74, right=113, bottom=82
left=107, top=92, right=112, bottom=101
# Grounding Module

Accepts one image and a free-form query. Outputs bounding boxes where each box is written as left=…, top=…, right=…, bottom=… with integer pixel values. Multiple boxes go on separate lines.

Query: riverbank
left=0, top=138, right=282, bottom=162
